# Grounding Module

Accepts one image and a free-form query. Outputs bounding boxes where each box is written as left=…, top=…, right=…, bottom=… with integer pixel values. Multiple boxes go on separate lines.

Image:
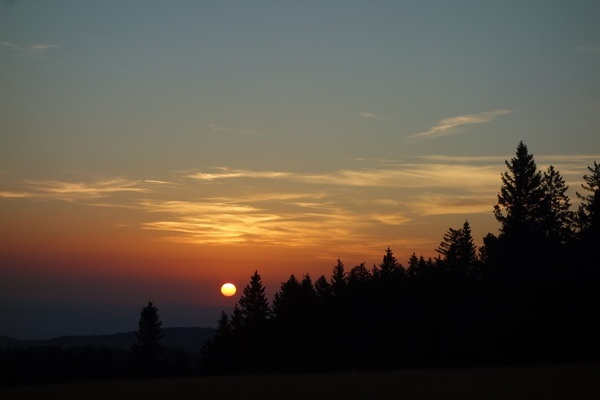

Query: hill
left=0, top=327, right=214, bottom=353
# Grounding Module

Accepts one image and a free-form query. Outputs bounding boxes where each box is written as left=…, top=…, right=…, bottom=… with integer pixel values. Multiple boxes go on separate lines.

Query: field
left=2, top=364, right=600, bottom=399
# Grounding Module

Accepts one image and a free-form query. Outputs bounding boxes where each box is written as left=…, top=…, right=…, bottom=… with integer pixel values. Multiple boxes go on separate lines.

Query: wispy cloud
left=577, top=42, right=600, bottom=55
left=208, top=123, right=229, bottom=133
left=408, top=109, right=513, bottom=139
left=0, top=40, right=59, bottom=52
left=0, top=178, right=151, bottom=202
left=0, top=40, right=24, bottom=51
left=358, top=112, right=392, bottom=120
left=186, top=164, right=501, bottom=189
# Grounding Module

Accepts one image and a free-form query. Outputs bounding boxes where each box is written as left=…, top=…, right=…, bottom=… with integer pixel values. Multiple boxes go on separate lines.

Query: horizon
left=1, top=1, right=599, bottom=340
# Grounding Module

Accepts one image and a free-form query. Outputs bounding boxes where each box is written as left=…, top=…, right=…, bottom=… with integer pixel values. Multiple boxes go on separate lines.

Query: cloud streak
left=408, top=109, right=513, bottom=139
left=0, top=40, right=59, bottom=52
left=358, top=112, right=392, bottom=120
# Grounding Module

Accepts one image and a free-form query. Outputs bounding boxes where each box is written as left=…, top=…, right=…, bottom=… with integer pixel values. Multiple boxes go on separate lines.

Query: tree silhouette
left=541, top=165, right=574, bottom=245
left=330, top=258, right=348, bottom=298
left=372, top=247, right=404, bottom=283
left=494, top=141, right=546, bottom=240
left=576, top=161, right=600, bottom=240
left=237, top=270, right=270, bottom=328
left=131, top=301, right=164, bottom=377
left=201, top=311, right=233, bottom=374
left=436, top=220, right=477, bottom=276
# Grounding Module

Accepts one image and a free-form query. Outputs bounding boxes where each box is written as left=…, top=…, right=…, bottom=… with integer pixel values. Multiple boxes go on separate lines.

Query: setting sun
left=220, top=283, right=237, bottom=297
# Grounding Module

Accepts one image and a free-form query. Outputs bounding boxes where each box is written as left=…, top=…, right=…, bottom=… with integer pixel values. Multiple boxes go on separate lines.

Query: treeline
left=201, top=142, right=600, bottom=373
left=0, top=303, right=201, bottom=386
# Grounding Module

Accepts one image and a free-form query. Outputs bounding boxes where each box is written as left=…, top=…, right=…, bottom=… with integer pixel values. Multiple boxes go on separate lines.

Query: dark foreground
left=2, top=364, right=600, bottom=400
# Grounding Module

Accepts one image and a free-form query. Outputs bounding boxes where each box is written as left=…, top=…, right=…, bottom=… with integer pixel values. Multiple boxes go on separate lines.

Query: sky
left=1, top=0, right=599, bottom=339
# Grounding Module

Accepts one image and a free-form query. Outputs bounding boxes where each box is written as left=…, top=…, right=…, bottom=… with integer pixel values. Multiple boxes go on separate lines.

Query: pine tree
left=372, top=247, right=404, bottom=282
left=576, top=161, right=600, bottom=239
left=237, top=270, right=270, bottom=329
left=131, top=301, right=164, bottom=377
left=435, top=221, right=476, bottom=275
left=330, top=258, right=348, bottom=298
left=457, top=220, right=478, bottom=274
left=201, top=311, right=233, bottom=373
left=272, top=274, right=301, bottom=320
left=348, top=262, right=371, bottom=290
left=541, top=165, right=574, bottom=244
left=134, top=301, right=164, bottom=352
left=407, top=253, right=420, bottom=278
left=314, top=275, right=332, bottom=301
left=494, top=141, right=546, bottom=240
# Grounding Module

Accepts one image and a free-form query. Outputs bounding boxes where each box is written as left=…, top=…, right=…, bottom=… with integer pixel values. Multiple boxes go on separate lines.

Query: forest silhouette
left=201, top=141, right=600, bottom=374
left=2, top=141, right=599, bottom=385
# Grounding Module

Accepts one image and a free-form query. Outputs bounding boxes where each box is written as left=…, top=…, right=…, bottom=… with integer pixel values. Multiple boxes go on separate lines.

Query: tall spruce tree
left=131, top=301, right=164, bottom=377
left=494, top=141, right=546, bottom=240
left=237, top=270, right=270, bottom=328
left=541, top=165, right=574, bottom=244
left=330, top=258, right=348, bottom=298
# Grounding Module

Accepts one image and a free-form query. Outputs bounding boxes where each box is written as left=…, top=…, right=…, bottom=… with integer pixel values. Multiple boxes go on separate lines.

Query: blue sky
left=1, top=0, right=599, bottom=337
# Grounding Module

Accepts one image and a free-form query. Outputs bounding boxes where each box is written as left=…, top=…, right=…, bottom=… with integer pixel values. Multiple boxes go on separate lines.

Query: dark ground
left=2, top=363, right=600, bottom=400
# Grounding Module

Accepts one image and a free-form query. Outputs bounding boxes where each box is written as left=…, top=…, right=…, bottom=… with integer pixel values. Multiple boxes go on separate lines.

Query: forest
left=2, top=141, right=599, bottom=385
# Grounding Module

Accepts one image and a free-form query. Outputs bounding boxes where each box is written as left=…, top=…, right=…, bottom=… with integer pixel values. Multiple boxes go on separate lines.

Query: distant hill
left=0, top=327, right=215, bottom=353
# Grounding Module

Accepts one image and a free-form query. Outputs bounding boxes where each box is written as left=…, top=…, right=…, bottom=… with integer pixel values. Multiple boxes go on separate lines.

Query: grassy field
left=2, top=364, right=600, bottom=399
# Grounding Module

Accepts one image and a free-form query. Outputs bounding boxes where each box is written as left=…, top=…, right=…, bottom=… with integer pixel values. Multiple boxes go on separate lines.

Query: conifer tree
left=133, top=301, right=164, bottom=353
left=494, top=141, right=546, bottom=240
left=436, top=221, right=477, bottom=275
left=541, top=165, right=574, bottom=244
left=272, top=274, right=301, bottom=320
left=131, top=301, right=164, bottom=377
left=576, top=161, right=600, bottom=239
left=372, top=247, right=404, bottom=282
left=348, top=262, right=371, bottom=290
left=407, top=253, right=420, bottom=278
left=330, top=258, right=348, bottom=297
left=314, top=275, right=332, bottom=301
left=237, top=270, right=270, bottom=328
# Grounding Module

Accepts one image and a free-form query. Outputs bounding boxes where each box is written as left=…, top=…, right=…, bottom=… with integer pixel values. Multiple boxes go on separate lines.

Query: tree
left=237, top=270, right=271, bottom=329
left=134, top=301, right=164, bottom=353
left=348, top=262, right=371, bottom=292
left=272, top=274, right=301, bottom=320
left=494, top=141, right=546, bottom=240
left=131, top=301, right=164, bottom=377
left=407, top=253, right=420, bottom=278
left=314, top=275, right=332, bottom=301
left=436, top=221, right=477, bottom=275
left=201, top=311, right=233, bottom=373
left=541, top=165, right=574, bottom=244
left=372, top=247, right=404, bottom=282
left=330, top=258, right=348, bottom=298
left=576, top=161, right=600, bottom=240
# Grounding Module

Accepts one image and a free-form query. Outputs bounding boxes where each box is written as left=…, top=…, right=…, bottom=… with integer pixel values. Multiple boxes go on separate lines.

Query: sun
left=220, top=283, right=236, bottom=297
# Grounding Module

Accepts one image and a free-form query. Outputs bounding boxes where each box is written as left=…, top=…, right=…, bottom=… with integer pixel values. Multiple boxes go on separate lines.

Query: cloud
left=577, top=42, right=600, bottom=55
left=1, top=178, right=151, bottom=202
left=208, top=124, right=229, bottom=133
left=0, top=40, right=59, bottom=52
left=408, top=109, right=513, bottom=139
left=358, top=112, right=392, bottom=119
left=409, top=193, right=496, bottom=216
left=186, top=164, right=502, bottom=189
left=0, top=40, right=24, bottom=51
left=30, top=44, right=59, bottom=51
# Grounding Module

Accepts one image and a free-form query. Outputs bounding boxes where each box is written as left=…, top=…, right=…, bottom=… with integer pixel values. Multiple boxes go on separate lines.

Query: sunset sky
left=1, top=1, right=599, bottom=339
